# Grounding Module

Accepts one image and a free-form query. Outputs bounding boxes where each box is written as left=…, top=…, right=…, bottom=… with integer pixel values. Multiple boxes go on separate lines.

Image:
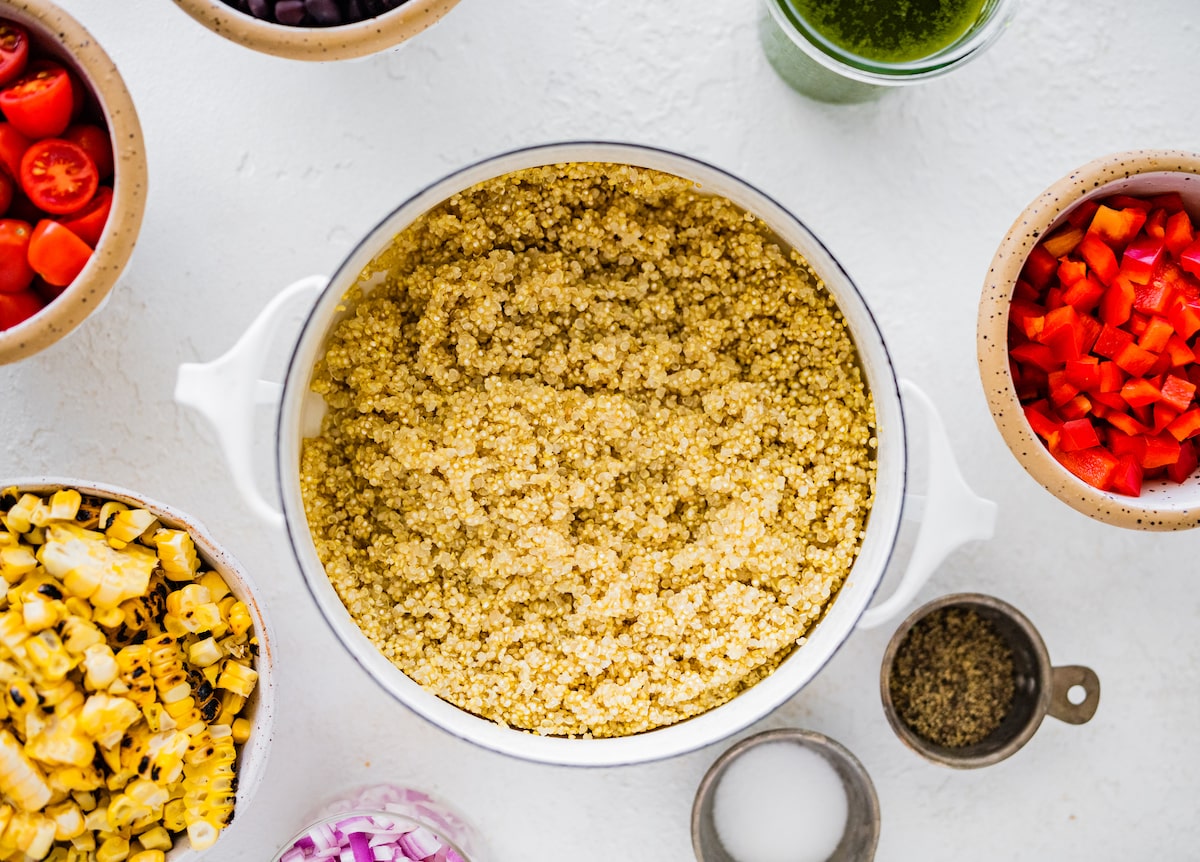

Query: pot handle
left=174, top=275, right=327, bottom=529
left=857, top=380, right=998, bottom=630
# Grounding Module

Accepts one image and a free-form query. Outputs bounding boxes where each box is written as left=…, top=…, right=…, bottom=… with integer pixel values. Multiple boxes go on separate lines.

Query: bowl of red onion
left=170, top=0, right=462, bottom=61
left=274, top=784, right=479, bottom=862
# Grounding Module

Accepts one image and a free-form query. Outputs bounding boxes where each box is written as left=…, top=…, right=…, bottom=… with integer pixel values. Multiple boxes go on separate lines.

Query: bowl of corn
left=0, top=479, right=273, bottom=860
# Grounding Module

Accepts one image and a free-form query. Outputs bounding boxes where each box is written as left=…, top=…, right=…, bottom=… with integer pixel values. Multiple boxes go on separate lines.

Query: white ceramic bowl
left=978, top=149, right=1200, bottom=530
left=178, top=142, right=995, bottom=766
left=4, top=478, right=275, bottom=860
left=0, top=0, right=147, bottom=364
left=171, top=0, right=461, bottom=61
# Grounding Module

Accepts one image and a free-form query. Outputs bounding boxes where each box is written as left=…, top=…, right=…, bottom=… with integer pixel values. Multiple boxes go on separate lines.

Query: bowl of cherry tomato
left=0, top=0, right=147, bottom=364
left=170, top=0, right=462, bottom=61
left=978, top=149, right=1200, bottom=530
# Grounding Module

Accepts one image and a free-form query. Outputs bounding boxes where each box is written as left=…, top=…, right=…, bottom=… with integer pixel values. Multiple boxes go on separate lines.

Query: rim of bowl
left=691, top=727, right=880, bottom=862
left=3, top=477, right=276, bottom=860
left=170, top=0, right=462, bottom=61
left=275, top=141, right=909, bottom=766
left=0, top=0, right=147, bottom=365
left=977, top=148, right=1200, bottom=530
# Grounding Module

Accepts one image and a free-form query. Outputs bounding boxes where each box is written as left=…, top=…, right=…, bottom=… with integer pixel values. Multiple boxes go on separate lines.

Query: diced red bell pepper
left=1048, top=370, right=1080, bottom=406
left=1080, top=233, right=1119, bottom=286
left=1167, top=408, right=1200, bottom=442
left=1109, top=454, right=1144, bottom=497
left=1163, top=333, right=1196, bottom=367
left=1137, top=316, right=1174, bottom=353
left=1039, top=305, right=1087, bottom=361
left=1010, top=341, right=1059, bottom=373
left=1120, top=377, right=1161, bottom=408
left=1121, top=235, right=1166, bottom=284
left=1059, top=394, right=1092, bottom=420
left=1093, top=323, right=1134, bottom=359
left=1167, top=440, right=1198, bottom=484
left=1153, top=402, right=1182, bottom=434
left=1097, top=361, right=1125, bottom=393
left=1064, top=357, right=1100, bottom=390
left=1062, top=275, right=1105, bottom=314
left=1133, top=280, right=1174, bottom=315
left=1067, top=199, right=1100, bottom=228
left=1045, top=286, right=1066, bottom=310
left=1152, top=258, right=1200, bottom=300
left=1059, top=418, right=1101, bottom=452
left=1142, top=433, right=1182, bottom=469
left=1164, top=210, right=1194, bottom=257
left=1089, top=204, right=1148, bottom=248
left=1107, top=411, right=1150, bottom=437
left=1167, top=297, right=1200, bottom=340
left=1043, top=227, right=1085, bottom=259
left=1090, top=390, right=1128, bottom=412
left=1106, top=194, right=1153, bottom=213
left=1149, top=192, right=1185, bottom=213
left=1145, top=208, right=1168, bottom=240
left=1054, top=445, right=1120, bottom=490
left=1009, top=298, right=1046, bottom=340
left=1180, top=238, right=1200, bottom=279
left=1023, top=403, right=1062, bottom=444
left=1114, top=342, right=1159, bottom=376
left=1159, top=374, right=1197, bottom=412
left=1147, top=350, right=1174, bottom=378
left=1013, top=277, right=1040, bottom=302
left=1100, top=274, right=1136, bottom=326
left=1023, top=243, right=1058, bottom=288
left=1056, top=257, right=1086, bottom=287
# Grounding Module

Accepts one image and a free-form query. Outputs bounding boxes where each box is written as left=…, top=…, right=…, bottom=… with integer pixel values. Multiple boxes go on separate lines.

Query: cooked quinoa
left=299, top=163, right=877, bottom=737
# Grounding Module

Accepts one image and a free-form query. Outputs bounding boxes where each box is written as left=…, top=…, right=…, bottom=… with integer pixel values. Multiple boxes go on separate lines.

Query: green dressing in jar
left=784, top=0, right=990, bottom=64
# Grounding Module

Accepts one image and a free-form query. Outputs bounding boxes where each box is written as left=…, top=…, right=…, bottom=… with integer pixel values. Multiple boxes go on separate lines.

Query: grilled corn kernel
left=46, top=802, right=84, bottom=841
left=81, top=644, right=119, bottom=692
left=133, top=826, right=170, bottom=852
left=129, top=851, right=166, bottom=862
left=92, top=606, right=125, bottom=629
left=230, top=718, right=250, bottom=745
left=161, top=799, right=186, bottom=833
left=26, top=630, right=74, bottom=683
left=96, top=834, right=130, bottom=862
left=4, top=495, right=40, bottom=534
left=61, top=617, right=104, bottom=656
left=47, top=491, right=82, bottom=525
left=215, top=662, right=257, bottom=699
left=22, top=598, right=60, bottom=633
left=47, top=765, right=103, bottom=793
left=70, top=828, right=96, bottom=851
left=106, top=510, right=158, bottom=548
left=79, top=695, right=141, bottom=749
left=227, top=601, right=252, bottom=638
left=0, top=727, right=51, bottom=811
left=152, top=531, right=199, bottom=581
left=187, top=638, right=222, bottom=669
left=0, top=546, right=37, bottom=583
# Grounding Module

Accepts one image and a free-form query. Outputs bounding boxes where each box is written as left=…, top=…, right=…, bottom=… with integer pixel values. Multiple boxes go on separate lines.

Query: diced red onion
left=280, top=814, right=463, bottom=862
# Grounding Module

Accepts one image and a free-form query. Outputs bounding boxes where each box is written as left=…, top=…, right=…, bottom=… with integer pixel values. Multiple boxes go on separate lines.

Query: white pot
left=175, top=142, right=994, bottom=766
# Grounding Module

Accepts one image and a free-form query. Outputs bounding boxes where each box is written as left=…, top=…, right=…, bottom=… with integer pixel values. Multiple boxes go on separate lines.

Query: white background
left=3, top=1, right=1199, bottom=860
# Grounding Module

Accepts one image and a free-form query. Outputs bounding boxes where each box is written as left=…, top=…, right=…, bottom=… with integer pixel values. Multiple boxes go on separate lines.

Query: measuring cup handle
left=857, top=380, right=998, bottom=630
left=1048, top=665, right=1101, bottom=725
left=174, top=275, right=327, bottom=528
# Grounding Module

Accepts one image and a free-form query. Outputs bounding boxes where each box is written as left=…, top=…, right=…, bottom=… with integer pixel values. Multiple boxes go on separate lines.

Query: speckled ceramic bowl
left=170, top=0, right=461, bottom=61
left=978, top=149, right=1200, bottom=530
left=0, top=0, right=147, bottom=365
left=3, top=478, right=276, bottom=861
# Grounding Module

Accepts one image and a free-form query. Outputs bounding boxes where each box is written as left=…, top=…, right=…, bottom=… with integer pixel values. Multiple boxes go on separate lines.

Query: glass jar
left=759, top=0, right=1020, bottom=103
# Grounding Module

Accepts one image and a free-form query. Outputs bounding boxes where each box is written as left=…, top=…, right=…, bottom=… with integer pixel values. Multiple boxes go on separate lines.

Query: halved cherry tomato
left=0, top=172, right=11, bottom=217
left=0, top=61, right=74, bottom=139
left=58, top=185, right=111, bottom=247
left=0, top=287, right=41, bottom=329
left=0, top=218, right=33, bottom=293
left=0, top=122, right=28, bottom=178
left=28, top=218, right=90, bottom=286
left=0, top=23, right=28, bottom=89
left=19, top=138, right=97, bottom=215
left=63, top=124, right=112, bottom=179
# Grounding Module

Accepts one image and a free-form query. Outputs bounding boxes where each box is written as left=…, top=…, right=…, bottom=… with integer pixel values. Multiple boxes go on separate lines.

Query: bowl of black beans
left=171, top=0, right=461, bottom=60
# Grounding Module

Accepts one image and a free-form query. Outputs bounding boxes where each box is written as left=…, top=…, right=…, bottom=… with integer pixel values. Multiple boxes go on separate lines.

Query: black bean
left=274, top=0, right=308, bottom=24
left=306, top=0, right=342, bottom=25
left=246, top=0, right=272, bottom=19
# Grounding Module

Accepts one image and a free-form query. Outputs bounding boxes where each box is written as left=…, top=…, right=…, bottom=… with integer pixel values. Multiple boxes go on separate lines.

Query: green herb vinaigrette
left=784, top=0, right=989, bottom=64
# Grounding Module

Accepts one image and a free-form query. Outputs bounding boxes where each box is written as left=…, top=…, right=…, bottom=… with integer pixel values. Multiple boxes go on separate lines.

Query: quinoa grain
left=299, top=163, right=877, bottom=737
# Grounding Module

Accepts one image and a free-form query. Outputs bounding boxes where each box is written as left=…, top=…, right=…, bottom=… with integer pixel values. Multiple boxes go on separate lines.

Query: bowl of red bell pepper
left=0, top=0, right=147, bottom=364
left=979, top=150, right=1200, bottom=530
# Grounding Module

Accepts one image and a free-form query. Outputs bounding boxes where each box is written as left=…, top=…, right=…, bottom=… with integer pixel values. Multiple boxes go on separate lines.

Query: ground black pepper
left=889, top=607, right=1016, bottom=748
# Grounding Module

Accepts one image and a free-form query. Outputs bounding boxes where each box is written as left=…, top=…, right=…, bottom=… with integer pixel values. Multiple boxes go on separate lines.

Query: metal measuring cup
left=880, top=592, right=1100, bottom=768
left=691, top=728, right=881, bottom=862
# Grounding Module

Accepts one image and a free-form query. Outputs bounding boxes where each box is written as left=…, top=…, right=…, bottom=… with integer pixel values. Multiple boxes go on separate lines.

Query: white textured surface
left=3, top=1, right=1199, bottom=859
